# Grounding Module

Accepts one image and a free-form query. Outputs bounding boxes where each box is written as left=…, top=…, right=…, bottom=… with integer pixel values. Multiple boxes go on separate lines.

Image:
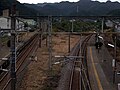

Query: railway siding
left=0, top=33, right=38, bottom=90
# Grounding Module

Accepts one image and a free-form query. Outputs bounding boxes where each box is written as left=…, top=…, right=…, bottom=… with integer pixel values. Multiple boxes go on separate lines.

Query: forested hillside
left=1, top=0, right=120, bottom=16
left=0, top=0, right=38, bottom=16
left=24, top=1, right=120, bottom=16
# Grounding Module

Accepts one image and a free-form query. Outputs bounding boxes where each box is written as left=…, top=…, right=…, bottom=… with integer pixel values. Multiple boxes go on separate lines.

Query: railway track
left=69, top=34, right=92, bottom=90
left=0, top=34, right=39, bottom=90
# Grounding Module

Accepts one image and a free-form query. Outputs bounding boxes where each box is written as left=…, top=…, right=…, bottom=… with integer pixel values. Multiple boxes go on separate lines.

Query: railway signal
left=95, top=41, right=103, bottom=49
left=95, top=37, right=103, bottom=49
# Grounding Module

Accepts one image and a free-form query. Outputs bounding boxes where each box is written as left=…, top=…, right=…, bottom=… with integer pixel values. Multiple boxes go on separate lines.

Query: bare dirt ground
left=0, top=36, right=10, bottom=58
left=19, top=34, right=79, bottom=90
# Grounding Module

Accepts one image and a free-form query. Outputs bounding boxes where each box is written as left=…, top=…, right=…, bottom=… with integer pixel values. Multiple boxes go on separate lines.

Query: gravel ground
left=0, top=44, right=10, bottom=58
left=0, top=36, right=10, bottom=58
left=19, top=34, right=79, bottom=90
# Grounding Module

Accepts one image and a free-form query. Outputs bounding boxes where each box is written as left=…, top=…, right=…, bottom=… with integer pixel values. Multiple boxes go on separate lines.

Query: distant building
left=0, top=17, right=24, bottom=30
left=22, top=19, right=36, bottom=26
left=2, top=9, right=9, bottom=17
left=0, top=16, right=37, bottom=32
left=2, top=9, right=19, bottom=17
left=0, top=17, right=11, bottom=29
left=105, top=20, right=113, bottom=28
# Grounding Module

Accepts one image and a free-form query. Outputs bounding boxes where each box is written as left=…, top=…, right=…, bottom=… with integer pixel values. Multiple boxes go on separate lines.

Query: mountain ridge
left=0, top=0, right=120, bottom=16
left=24, top=0, right=120, bottom=16
left=0, top=0, right=38, bottom=16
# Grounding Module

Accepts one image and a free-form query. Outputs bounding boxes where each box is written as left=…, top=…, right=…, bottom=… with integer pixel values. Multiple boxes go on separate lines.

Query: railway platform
left=87, top=46, right=116, bottom=90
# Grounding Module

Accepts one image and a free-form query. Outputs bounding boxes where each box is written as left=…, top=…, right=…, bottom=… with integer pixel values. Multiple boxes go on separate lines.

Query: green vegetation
left=53, top=19, right=99, bottom=32
left=0, top=35, right=9, bottom=45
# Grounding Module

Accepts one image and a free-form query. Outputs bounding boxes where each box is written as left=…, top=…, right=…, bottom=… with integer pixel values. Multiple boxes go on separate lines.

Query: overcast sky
left=18, top=0, right=120, bottom=4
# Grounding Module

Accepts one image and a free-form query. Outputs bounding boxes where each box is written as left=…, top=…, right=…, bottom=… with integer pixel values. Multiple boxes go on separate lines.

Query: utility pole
left=10, top=1, right=16, bottom=90
left=72, top=20, right=74, bottom=33
left=113, top=36, right=117, bottom=83
left=68, top=19, right=74, bottom=53
left=80, top=33, right=82, bottom=90
left=101, top=17, right=104, bottom=33
left=40, top=20, right=43, bottom=48
left=46, top=21, right=48, bottom=47
left=68, top=31, right=70, bottom=53
left=48, top=16, right=52, bottom=71
left=37, top=16, right=42, bottom=48
left=101, top=17, right=104, bottom=61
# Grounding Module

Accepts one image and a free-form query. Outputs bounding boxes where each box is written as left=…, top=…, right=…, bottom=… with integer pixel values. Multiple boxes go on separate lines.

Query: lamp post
left=70, top=19, right=75, bottom=33
left=68, top=31, right=71, bottom=53
left=68, top=19, right=75, bottom=53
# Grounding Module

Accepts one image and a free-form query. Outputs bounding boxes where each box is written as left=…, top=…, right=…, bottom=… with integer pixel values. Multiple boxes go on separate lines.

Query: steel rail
left=81, top=35, right=92, bottom=90
left=0, top=34, right=39, bottom=90
left=69, top=61, right=76, bottom=90
left=0, top=34, right=37, bottom=81
left=69, top=35, right=88, bottom=90
left=69, top=35, right=92, bottom=90
left=69, top=39, right=81, bottom=90
left=16, top=35, right=38, bottom=72
left=2, top=78, right=11, bottom=90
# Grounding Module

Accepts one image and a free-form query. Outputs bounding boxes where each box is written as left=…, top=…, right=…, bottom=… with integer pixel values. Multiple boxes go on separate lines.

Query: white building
left=22, top=19, right=36, bottom=26
left=0, top=17, right=25, bottom=31
left=105, top=20, right=113, bottom=28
